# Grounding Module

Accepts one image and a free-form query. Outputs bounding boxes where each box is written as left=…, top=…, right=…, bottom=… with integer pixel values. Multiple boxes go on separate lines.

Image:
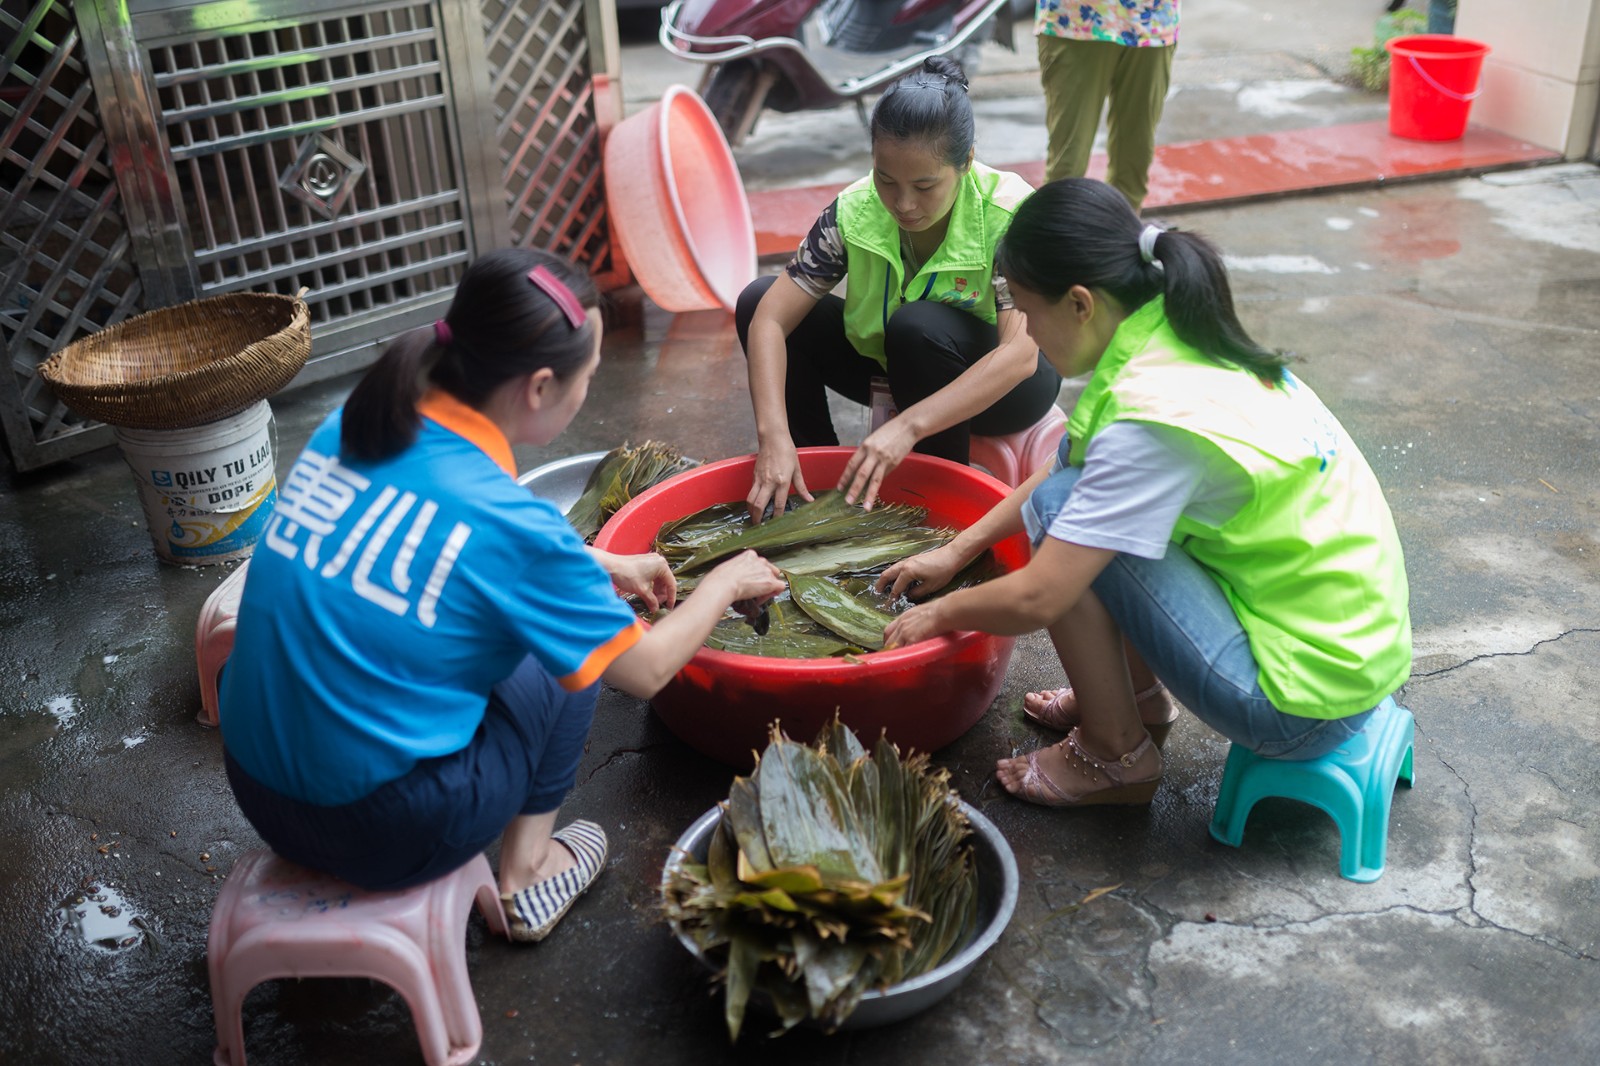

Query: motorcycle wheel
left=704, top=61, right=771, bottom=148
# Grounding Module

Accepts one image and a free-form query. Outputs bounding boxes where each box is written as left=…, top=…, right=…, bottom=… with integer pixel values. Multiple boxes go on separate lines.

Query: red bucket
left=593, top=448, right=1028, bottom=768
left=1385, top=34, right=1491, bottom=141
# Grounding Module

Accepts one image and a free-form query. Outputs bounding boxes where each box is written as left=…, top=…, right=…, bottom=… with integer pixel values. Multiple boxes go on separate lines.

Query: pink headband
left=433, top=319, right=452, bottom=345
left=528, top=266, right=586, bottom=330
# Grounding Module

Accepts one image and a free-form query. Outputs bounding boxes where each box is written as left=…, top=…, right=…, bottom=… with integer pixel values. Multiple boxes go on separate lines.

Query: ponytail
left=340, top=329, right=446, bottom=463
left=341, top=248, right=598, bottom=462
left=996, top=179, right=1287, bottom=377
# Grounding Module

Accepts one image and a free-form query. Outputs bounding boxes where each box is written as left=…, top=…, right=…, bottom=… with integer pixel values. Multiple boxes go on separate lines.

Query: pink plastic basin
left=593, top=448, right=1028, bottom=767
left=603, top=86, right=756, bottom=314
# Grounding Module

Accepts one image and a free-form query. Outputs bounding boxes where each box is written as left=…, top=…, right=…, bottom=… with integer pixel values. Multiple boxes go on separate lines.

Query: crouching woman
left=878, top=179, right=1411, bottom=807
left=219, top=248, right=783, bottom=936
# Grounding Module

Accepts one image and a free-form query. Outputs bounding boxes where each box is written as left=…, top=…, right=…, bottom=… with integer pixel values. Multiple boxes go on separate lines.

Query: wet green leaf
left=565, top=441, right=699, bottom=541
left=675, top=491, right=927, bottom=574
left=661, top=719, right=978, bottom=1041
left=786, top=573, right=896, bottom=651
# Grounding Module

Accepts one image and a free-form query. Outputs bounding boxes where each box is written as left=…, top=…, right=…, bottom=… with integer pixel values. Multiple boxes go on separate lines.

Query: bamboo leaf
left=763, top=526, right=953, bottom=577
left=676, top=491, right=928, bottom=574
left=662, top=717, right=979, bottom=1039
left=724, top=931, right=762, bottom=1043
left=787, top=573, right=896, bottom=651
left=725, top=777, right=773, bottom=873
left=566, top=441, right=700, bottom=542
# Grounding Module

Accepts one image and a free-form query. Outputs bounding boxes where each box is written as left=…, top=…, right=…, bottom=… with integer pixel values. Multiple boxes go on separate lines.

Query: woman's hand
left=747, top=441, right=813, bottom=524
left=594, top=550, right=678, bottom=613
left=700, top=549, right=787, bottom=608
left=883, top=600, right=950, bottom=650
left=875, top=543, right=966, bottom=601
left=839, top=417, right=919, bottom=512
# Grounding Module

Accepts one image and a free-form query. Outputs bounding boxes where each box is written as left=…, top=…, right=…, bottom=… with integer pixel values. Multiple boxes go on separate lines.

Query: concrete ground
left=5, top=3, right=1600, bottom=1064
left=623, top=0, right=1398, bottom=190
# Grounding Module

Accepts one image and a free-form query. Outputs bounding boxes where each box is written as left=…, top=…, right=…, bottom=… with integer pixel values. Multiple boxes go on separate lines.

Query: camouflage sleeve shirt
left=784, top=199, right=1014, bottom=311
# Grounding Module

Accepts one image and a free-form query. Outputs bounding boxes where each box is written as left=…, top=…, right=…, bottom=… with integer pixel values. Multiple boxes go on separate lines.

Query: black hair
left=869, top=55, right=975, bottom=169
left=996, top=179, right=1287, bottom=377
left=341, top=247, right=598, bottom=462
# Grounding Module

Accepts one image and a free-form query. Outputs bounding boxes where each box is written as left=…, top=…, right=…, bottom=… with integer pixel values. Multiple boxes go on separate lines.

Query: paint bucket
left=1385, top=35, right=1491, bottom=141
left=113, top=400, right=277, bottom=565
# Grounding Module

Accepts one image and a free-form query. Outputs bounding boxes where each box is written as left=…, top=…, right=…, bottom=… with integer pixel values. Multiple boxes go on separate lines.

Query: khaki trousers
left=1037, top=34, right=1174, bottom=212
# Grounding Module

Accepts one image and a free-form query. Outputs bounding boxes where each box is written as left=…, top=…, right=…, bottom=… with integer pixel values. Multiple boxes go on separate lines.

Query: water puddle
left=46, top=695, right=79, bottom=728
left=56, top=879, right=156, bottom=952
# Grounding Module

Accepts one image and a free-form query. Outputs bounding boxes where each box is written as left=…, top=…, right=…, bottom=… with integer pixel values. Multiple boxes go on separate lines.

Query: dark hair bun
left=922, top=54, right=969, bottom=91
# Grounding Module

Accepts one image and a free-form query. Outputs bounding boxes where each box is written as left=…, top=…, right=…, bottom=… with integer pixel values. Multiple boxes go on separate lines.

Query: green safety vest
left=1065, top=299, right=1413, bottom=718
left=834, top=161, right=1033, bottom=369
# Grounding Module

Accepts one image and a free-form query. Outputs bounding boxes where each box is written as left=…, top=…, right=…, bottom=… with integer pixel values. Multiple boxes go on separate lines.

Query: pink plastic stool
left=969, top=405, right=1067, bottom=488
left=207, top=849, right=508, bottom=1066
left=196, top=560, right=251, bottom=726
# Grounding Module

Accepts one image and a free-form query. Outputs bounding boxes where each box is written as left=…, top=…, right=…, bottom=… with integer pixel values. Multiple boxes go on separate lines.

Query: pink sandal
left=1003, top=727, right=1163, bottom=808
left=1023, top=681, right=1179, bottom=747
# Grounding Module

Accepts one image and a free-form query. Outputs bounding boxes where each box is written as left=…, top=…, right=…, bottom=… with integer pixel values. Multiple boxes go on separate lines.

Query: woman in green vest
left=876, top=178, right=1412, bottom=808
left=735, top=56, right=1061, bottom=520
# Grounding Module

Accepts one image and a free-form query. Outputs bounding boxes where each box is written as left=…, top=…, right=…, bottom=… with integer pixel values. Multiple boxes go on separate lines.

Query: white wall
left=1455, top=0, right=1600, bottom=156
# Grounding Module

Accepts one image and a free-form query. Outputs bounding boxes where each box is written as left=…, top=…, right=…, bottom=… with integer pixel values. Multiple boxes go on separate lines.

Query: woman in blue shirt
left=221, top=249, right=783, bottom=940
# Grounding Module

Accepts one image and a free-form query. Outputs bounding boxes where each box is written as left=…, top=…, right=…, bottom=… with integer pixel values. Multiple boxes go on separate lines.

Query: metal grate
left=483, top=0, right=612, bottom=272
left=1, top=0, right=613, bottom=472
left=0, top=0, right=140, bottom=469
left=147, top=3, right=471, bottom=343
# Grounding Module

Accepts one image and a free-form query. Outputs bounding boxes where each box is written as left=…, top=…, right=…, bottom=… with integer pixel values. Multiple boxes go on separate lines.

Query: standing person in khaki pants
left=1036, top=1, right=1179, bottom=212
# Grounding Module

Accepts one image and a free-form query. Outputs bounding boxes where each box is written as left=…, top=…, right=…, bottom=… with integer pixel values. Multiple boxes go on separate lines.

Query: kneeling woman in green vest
left=736, top=55, right=1061, bottom=519
left=876, top=178, right=1412, bottom=807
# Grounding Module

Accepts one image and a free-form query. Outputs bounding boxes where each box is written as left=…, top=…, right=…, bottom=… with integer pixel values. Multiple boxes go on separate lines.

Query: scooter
left=660, top=0, right=1022, bottom=146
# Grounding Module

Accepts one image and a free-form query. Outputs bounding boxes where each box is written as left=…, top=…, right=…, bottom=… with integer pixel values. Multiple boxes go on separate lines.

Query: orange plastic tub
left=592, top=448, right=1028, bottom=767
left=602, top=86, right=756, bottom=314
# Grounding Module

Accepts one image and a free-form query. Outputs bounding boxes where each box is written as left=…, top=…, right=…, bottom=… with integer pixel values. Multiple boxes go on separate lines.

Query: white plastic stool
left=970, top=406, right=1067, bottom=488
left=207, top=849, right=508, bottom=1066
left=196, top=560, right=251, bottom=726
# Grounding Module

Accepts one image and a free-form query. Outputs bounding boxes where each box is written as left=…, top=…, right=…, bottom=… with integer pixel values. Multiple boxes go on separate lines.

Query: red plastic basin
left=593, top=448, right=1028, bottom=767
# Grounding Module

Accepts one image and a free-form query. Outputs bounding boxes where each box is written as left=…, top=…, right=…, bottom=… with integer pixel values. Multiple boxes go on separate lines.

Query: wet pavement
left=5, top=1, right=1600, bottom=1060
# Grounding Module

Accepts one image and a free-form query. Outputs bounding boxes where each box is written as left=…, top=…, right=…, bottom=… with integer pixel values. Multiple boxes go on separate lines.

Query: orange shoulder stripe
left=417, top=389, right=516, bottom=477
left=559, top=621, right=644, bottom=692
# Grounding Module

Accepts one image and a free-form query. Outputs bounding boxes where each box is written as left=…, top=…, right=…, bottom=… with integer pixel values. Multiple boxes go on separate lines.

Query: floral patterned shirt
left=786, top=199, right=1013, bottom=310
left=1036, top=0, right=1179, bottom=47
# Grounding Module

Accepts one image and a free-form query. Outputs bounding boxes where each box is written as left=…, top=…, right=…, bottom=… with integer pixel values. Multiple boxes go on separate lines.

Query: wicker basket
left=37, top=291, right=311, bottom=430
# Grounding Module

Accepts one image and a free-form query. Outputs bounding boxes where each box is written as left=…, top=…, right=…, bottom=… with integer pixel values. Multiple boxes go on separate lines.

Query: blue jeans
left=1026, top=464, right=1377, bottom=760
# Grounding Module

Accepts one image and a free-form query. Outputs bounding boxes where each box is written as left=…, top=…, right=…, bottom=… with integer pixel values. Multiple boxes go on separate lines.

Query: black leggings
left=735, top=275, right=1061, bottom=464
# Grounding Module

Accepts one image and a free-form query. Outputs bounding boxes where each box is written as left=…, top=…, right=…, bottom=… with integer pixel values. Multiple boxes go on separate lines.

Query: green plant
left=1349, top=8, right=1427, bottom=93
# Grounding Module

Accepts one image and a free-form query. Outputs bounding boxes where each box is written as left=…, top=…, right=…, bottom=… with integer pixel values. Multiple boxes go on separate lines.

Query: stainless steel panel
left=1, top=0, right=136, bottom=470
left=2, top=0, right=613, bottom=471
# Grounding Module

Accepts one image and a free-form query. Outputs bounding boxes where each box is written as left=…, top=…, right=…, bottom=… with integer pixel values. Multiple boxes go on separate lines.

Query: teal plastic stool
left=1208, top=697, right=1415, bottom=883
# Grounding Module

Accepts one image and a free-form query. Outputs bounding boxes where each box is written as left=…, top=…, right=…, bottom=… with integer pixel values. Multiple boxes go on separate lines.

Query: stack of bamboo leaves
left=655, top=490, right=1002, bottom=657
left=565, top=441, right=701, bottom=542
left=662, top=719, right=978, bottom=1040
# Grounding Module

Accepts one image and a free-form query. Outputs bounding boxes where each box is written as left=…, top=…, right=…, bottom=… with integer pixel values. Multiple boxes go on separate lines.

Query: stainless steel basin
left=662, top=799, right=1019, bottom=1030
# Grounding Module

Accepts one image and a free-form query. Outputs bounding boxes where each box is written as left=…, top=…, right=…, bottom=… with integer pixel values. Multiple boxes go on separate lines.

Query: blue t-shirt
left=219, top=393, right=641, bottom=805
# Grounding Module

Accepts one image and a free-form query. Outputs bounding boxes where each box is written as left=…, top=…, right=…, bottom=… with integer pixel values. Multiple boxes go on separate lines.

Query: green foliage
left=662, top=720, right=979, bottom=1040
left=565, top=440, right=700, bottom=541
left=1349, top=8, right=1428, bottom=93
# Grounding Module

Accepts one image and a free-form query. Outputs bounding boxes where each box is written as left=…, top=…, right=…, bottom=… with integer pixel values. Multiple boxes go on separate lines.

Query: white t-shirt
left=1040, top=420, right=1252, bottom=559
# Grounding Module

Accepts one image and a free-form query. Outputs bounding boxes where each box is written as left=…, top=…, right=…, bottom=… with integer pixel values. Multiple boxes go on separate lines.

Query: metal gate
left=0, top=0, right=615, bottom=472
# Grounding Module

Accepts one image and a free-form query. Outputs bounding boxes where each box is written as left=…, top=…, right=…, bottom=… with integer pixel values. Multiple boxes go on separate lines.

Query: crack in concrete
left=579, top=742, right=672, bottom=786
left=1158, top=899, right=1596, bottom=964
left=1436, top=753, right=1482, bottom=910
left=1418, top=758, right=1591, bottom=962
left=1410, top=627, right=1600, bottom=681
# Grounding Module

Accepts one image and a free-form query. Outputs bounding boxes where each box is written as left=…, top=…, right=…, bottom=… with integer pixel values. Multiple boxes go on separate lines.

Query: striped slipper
left=501, top=820, right=609, bottom=943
